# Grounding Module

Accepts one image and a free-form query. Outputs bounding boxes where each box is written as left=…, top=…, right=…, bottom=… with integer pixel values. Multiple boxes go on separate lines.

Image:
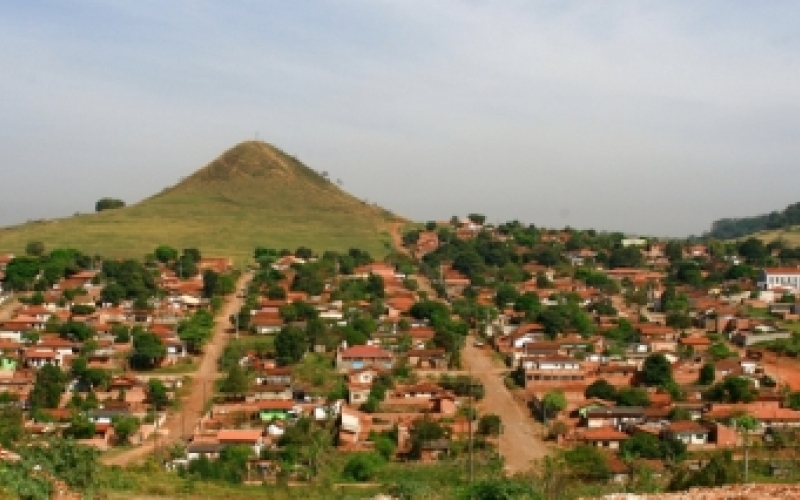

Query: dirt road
left=0, top=295, right=19, bottom=321
left=461, top=338, right=550, bottom=475
left=103, top=271, right=253, bottom=466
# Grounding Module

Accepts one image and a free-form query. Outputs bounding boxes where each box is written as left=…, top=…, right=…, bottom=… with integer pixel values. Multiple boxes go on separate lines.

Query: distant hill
left=705, top=201, right=800, bottom=239
left=0, top=141, right=403, bottom=261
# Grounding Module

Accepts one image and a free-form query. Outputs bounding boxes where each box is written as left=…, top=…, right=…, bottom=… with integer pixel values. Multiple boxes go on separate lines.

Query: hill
left=0, top=141, right=402, bottom=261
left=705, top=201, right=800, bottom=239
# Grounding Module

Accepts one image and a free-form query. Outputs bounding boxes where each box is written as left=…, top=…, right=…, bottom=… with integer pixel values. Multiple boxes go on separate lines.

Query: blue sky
left=2, top=1, right=800, bottom=236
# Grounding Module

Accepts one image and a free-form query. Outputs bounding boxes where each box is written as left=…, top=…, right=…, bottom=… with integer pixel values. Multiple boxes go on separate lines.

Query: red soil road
left=461, top=337, right=551, bottom=475
left=103, top=271, right=253, bottom=466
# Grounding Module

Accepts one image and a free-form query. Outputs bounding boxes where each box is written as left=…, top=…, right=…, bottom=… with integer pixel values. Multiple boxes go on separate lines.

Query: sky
left=2, top=1, right=800, bottom=236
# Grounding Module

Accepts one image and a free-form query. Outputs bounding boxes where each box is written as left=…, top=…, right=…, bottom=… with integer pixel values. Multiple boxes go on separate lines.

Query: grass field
left=739, top=226, right=800, bottom=246
left=0, top=141, right=402, bottom=262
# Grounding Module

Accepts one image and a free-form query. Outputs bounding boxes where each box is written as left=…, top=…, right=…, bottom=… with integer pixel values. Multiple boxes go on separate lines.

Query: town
left=2, top=217, right=800, bottom=498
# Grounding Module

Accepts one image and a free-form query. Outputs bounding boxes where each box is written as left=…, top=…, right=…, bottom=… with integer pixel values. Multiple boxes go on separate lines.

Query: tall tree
left=29, top=364, right=66, bottom=410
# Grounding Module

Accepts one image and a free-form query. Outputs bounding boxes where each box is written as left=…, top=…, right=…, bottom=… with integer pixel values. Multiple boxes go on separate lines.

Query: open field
left=0, top=141, right=402, bottom=262
left=737, top=226, right=800, bottom=245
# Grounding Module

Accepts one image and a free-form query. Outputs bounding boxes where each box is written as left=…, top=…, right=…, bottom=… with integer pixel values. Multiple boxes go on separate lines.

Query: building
left=758, top=268, right=800, bottom=292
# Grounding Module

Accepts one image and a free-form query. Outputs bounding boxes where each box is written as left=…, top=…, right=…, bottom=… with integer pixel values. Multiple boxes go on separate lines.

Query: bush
left=342, top=452, right=384, bottom=482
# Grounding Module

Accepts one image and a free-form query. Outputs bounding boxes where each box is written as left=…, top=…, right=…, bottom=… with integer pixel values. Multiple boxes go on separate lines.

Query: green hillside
left=0, top=141, right=402, bottom=262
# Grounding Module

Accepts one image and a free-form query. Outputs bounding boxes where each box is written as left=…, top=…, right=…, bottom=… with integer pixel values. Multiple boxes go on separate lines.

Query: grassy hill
left=0, top=141, right=403, bottom=262
left=737, top=226, right=800, bottom=245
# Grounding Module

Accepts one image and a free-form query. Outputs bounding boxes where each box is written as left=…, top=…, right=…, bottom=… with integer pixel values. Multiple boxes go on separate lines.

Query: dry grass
left=0, top=141, right=404, bottom=262
left=740, top=227, right=800, bottom=245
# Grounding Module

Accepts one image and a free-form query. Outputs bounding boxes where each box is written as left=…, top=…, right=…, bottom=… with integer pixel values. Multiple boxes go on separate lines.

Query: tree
left=64, top=412, right=96, bottom=439
left=467, top=214, right=486, bottom=225
left=95, top=197, right=125, bottom=212
left=668, top=450, right=740, bottom=491
left=342, top=452, right=383, bottom=482
left=154, top=245, right=178, bottom=263
left=220, top=364, right=250, bottom=396
left=542, top=390, right=567, bottom=423
left=147, top=379, right=169, bottom=410
left=100, top=283, right=125, bottom=306
left=409, top=416, right=447, bottom=459
left=584, top=379, right=618, bottom=401
left=0, top=406, right=23, bottom=447
left=614, top=387, right=651, bottom=407
left=202, top=269, right=220, bottom=298
left=562, top=445, right=610, bottom=481
left=25, top=241, right=46, bottom=256
left=641, top=353, right=673, bottom=387
left=699, top=363, right=716, bottom=385
left=704, top=376, right=756, bottom=403
left=29, top=364, right=66, bottom=410
left=621, top=432, right=686, bottom=461
left=477, top=414, right=502, bottom=436
left=274, top=326, right=307, bottom=366
left=787, top=391, right=800, bottom=410
left=112, top=415, right=140, bottom=445
left=129, top=331, right=166, bottom=370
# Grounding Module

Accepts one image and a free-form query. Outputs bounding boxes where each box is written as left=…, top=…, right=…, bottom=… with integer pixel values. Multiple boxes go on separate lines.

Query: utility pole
left=468, top=364, right=474, bottom=494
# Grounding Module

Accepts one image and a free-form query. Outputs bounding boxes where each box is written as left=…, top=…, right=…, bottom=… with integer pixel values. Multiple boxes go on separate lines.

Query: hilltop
left=0, top=141, right=402, bottom=261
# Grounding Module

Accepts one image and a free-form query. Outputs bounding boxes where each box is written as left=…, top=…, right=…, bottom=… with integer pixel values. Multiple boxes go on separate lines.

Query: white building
left=758, top=267, right=800, bottom=293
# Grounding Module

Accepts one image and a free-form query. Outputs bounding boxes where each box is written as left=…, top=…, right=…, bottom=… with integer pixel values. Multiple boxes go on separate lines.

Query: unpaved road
left=461, top=337, right=550, bottom=474
left=103, top=271, right=253, bottom=466
left=0, top=296, right=19, bottom=321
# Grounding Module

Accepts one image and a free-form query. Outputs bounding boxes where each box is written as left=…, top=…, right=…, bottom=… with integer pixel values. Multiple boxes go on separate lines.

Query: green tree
left=584, top=379, right=618, bottom=401
left=25, top=241, right=46, bottom=256
left=112, top=415, right=140, bottom=445
left=409, top=416, right=447, bottom=459
left=704, top=376, right=756, bottom=403
left=274, top=326, right=307, bottom=366
left=614, top=387, right=651, bottom=407
left=154, top=245, right=178, bottom=263
left=129, top=331, right=166, bottom=370
left=29, top=364, right=66, bottom=410
left=220, top=364, right=250, bottom=396
left=477, top=414, right=502, bottom=436
left=640, top=353, right=673, bottom=387
left=0, top=406, right=23, bottom=447
left=342, top=452, right=384, bottom=482
left=542, top=390, right=567, bottom=423
left=787, top=391, right=800, bottom=410
left=95, top=197, right=125, bottom=212
left=64, top=412, right=96, bottom=439
left=699, top=363, right=716, bottom=385
left=147, top=379, right=170, bottom=410
left=202, top=269, right=220, bottom=298
left=562, top=445, right=611, bottom=481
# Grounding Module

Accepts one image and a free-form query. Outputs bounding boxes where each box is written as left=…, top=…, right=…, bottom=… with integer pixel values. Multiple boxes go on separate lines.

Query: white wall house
left=759, top=268, right=800, bottom=292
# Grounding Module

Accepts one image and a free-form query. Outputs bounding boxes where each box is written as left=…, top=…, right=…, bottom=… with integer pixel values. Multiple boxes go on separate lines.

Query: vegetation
left=95, top=197, right=126, bottom=212
left=706, top=201, right=800, bottom=239
left=0, top=141, right=400, bottom=261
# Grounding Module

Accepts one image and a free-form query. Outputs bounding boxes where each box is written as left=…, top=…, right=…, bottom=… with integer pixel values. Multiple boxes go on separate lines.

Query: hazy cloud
left=2, top=1, right=800, bottom=235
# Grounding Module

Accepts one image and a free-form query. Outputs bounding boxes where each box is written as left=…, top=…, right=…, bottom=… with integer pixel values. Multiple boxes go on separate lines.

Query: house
left=216, top=429, right=264, bottom=456
left=520, top=354, right=586, bottom=388
left=251, top=313, right=284, bottom=335
left=257, top=367, right=292, bottom=386
left=584, top=407, right=646, bottom=430
left=758, top=268, right=800, bottom=292
left=335, top=345, right=394, bottom=373
left=339, top=406, right=372, bottom=448
left=578, top=427, right=629, bottom=450
left=664, top=421, right=710, bottom=446
left=255, top=400, right=296, bottom=422
left=247, top=384, right=292, bottom=402
left=186, top=441, right=225, bottom=461
left=406, top=349, right=448, bottom=369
